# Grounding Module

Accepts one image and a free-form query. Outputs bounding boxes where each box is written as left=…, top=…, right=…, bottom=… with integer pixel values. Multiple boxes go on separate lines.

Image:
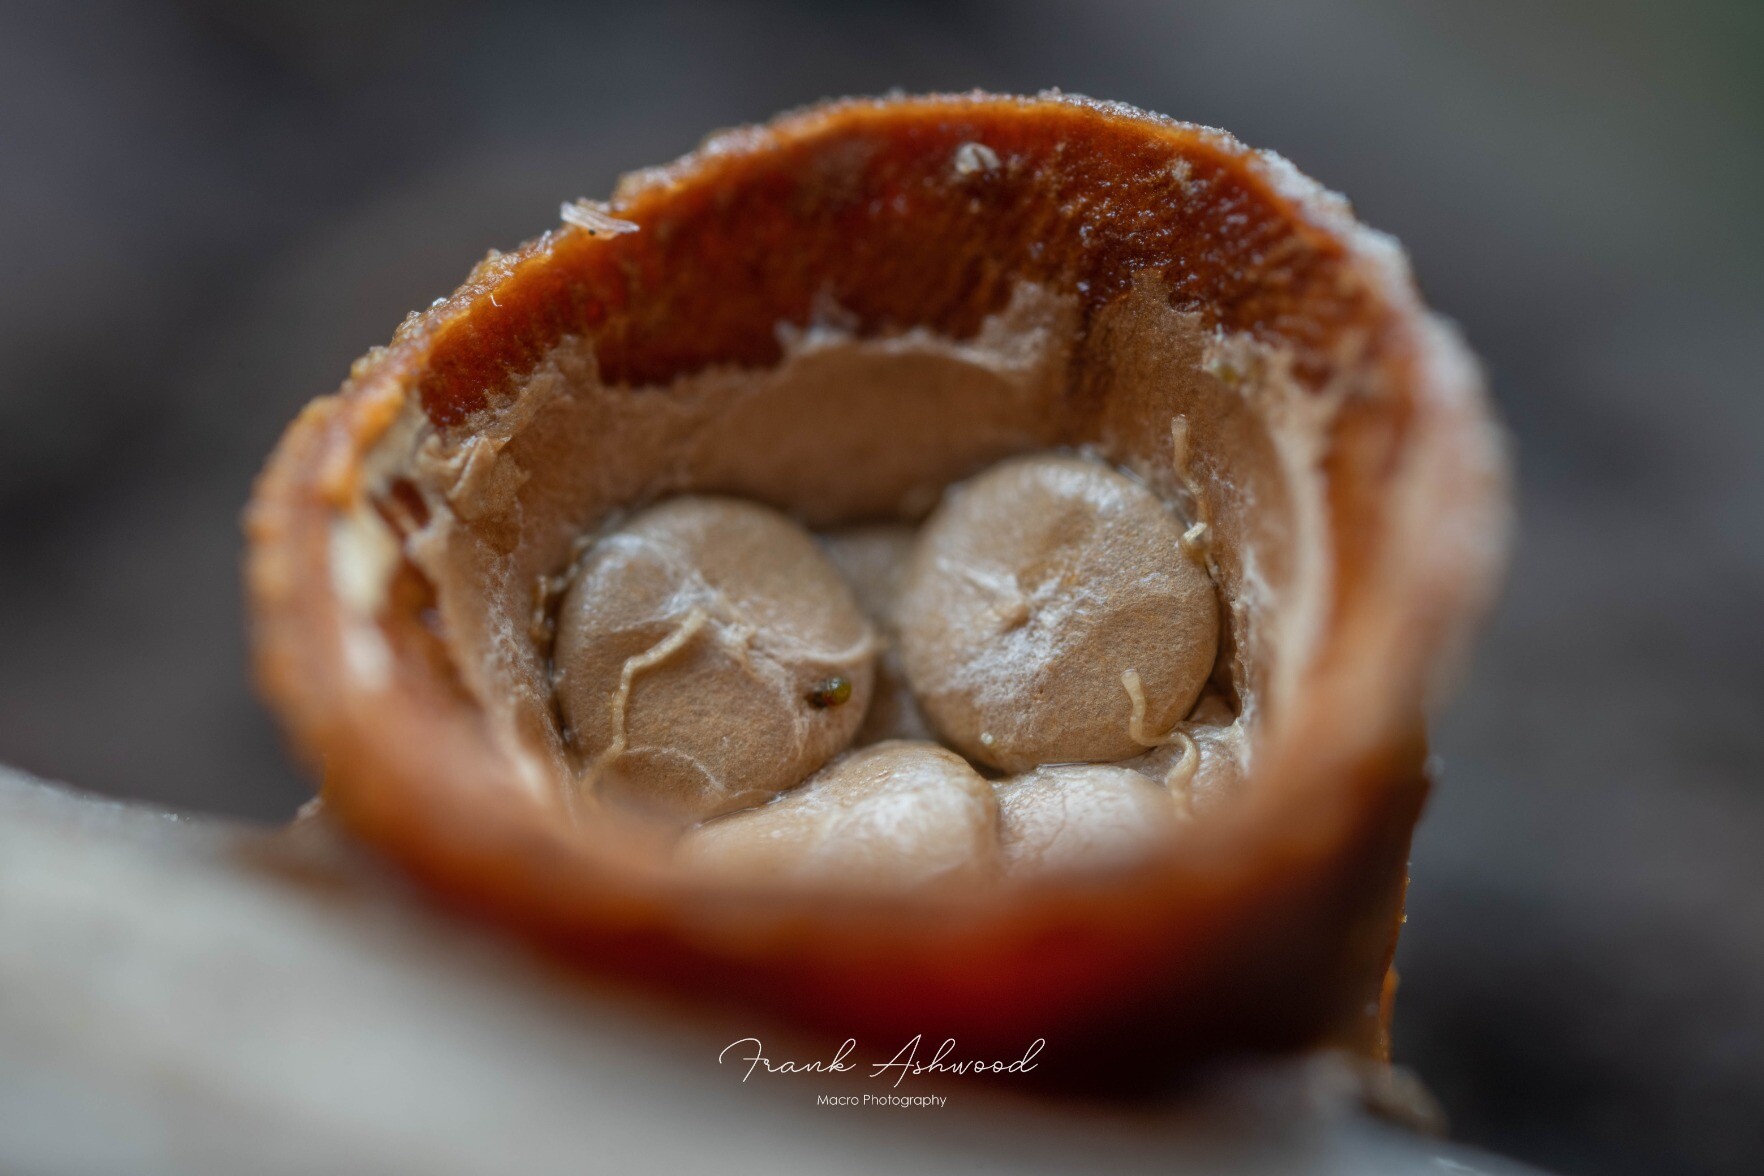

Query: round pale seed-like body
left=896, top=454, right=1219, bottom=771
left=994, top=764, right=1183, bottom=877
left=676, top=741, right=997, bottom=892
left=554, top=496, right=875, bottom=822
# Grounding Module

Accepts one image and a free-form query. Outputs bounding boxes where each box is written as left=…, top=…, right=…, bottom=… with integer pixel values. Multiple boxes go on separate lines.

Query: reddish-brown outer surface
left=246, top=93, right=1508, bottom=1087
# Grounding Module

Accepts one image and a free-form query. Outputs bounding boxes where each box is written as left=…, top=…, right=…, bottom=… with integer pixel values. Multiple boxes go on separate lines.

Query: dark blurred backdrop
left=1, top=2, right=1759, bottom=1173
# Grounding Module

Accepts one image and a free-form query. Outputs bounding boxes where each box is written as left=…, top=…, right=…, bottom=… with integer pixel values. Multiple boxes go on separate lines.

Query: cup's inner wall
left=350, top=270, right=1333, bottom=842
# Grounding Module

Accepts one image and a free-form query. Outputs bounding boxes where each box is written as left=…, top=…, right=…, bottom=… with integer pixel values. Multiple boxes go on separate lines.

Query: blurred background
left=0, top=1, right=1758, bottom=1173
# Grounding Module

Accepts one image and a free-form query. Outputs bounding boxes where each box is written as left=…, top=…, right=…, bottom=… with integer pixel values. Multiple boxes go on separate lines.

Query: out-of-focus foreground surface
left=0, top=766, right=1547, bottom=1176
left=0, top=3, right=1758, bottom=1174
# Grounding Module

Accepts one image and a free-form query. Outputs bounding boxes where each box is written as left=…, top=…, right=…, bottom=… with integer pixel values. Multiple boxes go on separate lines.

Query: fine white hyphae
left=553, top=496, right=876, bottom=822
left=896, top=454, right=1220, bottom=772
left=551, top=449, right=1235, bottom=883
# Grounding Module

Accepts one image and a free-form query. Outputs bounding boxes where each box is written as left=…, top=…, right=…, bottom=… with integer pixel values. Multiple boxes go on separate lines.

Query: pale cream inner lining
left=341, top=275, right=1339, bottom=827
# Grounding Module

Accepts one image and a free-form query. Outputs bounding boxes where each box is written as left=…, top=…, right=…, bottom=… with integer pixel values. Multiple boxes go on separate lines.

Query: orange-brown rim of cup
left=245, top=91, right=1509, bottom=1085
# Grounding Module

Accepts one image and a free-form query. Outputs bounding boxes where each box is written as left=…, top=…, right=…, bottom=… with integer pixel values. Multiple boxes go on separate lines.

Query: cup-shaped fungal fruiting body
left=246, top=92, right=1509, bottom=1087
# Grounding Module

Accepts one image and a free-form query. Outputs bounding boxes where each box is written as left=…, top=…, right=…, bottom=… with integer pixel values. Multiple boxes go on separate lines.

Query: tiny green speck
left=807, top=676, right=852, bottom=709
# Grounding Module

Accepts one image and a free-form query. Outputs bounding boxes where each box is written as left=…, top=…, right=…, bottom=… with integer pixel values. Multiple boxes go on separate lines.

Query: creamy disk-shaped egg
left=553, top=496, right=875, bottom=821
left=995, top=764, right=1183, bottom=877
left=896, top=454, right=1219, bottom=771
left=676, top=741, right=997, bottom=891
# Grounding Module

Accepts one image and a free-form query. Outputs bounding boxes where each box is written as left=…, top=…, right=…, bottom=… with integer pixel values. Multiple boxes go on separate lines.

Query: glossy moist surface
left=676, top=740, right=998, bottom=891
left=995, top=763, right=1185, bottom=876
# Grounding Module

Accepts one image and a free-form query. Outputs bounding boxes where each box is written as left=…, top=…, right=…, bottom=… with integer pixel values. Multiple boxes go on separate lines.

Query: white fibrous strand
left=560, top=199, right=640, bottom=237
